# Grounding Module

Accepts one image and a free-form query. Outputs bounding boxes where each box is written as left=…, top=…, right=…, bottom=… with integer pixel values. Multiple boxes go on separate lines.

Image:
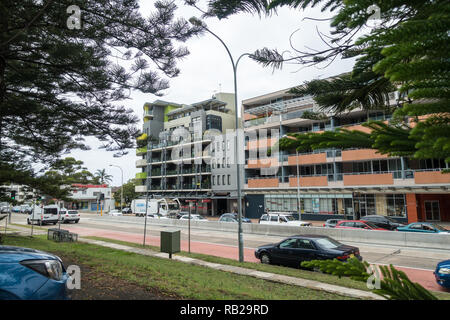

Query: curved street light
left=190, top=17, right=248, bottom=262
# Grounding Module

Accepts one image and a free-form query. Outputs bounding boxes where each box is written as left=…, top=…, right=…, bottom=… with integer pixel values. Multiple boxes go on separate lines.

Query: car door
left=270, top=238, right=298, bottom=266
left=290, top=239, right=318, bottom=266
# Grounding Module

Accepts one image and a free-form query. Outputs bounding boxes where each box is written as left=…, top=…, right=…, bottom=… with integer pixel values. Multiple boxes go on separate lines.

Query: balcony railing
left=136, top=147, right=147, bottom=155
left=135, top=172, right=147, bottom=180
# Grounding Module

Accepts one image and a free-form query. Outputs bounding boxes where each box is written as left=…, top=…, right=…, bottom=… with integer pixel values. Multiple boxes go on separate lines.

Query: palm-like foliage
left=95, top=169, right=113, bottom=185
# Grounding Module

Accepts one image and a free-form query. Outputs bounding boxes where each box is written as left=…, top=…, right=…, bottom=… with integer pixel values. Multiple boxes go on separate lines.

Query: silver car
left=60, top=209, right=80, bottom=223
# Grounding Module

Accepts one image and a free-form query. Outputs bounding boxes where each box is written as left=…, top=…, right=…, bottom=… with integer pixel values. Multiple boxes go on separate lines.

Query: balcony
left=136, top=159, right=147, bottom=167
left=288, top=152, right=327, bottom=165
left=247, top=158, right=279, bottom=169
left=414, top=170, right=450, bottom=184
left=343, top=173, right=393, bottom=186
left=289, top=176, right=328, bottom=187
left=135, top=185, right=146, bottom=193
left=246, top=138, right=277, bottom=150
left=136, top=147, right=147, bottom=156
left=135, top=172, right=147, bottom=180
left=341, top=149, right=388, bottom=162
left=247, top=177, right=280, bottom=188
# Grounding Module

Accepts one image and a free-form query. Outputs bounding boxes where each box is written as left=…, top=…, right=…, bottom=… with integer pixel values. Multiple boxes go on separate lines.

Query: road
left=8, top=212, right=450, bottom=293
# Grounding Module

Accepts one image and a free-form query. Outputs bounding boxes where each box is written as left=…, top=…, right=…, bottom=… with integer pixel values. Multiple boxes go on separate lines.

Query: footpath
left=4, top=225, right=383, bottom=300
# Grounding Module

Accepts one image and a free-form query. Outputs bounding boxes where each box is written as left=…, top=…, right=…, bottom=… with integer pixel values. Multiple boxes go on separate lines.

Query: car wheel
left=260, top=253, right=271, bottom=265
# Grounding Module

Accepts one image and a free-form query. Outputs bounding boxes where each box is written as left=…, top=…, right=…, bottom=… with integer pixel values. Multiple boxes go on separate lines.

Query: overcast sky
left=69, top=1, right=356, bottom=186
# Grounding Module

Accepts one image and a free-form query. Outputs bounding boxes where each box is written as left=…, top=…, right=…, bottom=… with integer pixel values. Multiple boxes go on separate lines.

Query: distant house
left=66, top=184, right=115, bottom=212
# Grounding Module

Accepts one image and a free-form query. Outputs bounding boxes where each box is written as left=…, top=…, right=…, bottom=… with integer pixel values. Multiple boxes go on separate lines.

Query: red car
left=335, top=220, right=388, bottom=231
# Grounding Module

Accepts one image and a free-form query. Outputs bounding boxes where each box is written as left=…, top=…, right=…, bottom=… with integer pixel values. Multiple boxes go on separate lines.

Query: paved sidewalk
left=78, top=237, right=383, bottom=300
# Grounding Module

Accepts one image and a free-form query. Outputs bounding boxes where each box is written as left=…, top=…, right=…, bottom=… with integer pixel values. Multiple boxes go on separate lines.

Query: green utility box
left=160, top=229, right=180, bottom=258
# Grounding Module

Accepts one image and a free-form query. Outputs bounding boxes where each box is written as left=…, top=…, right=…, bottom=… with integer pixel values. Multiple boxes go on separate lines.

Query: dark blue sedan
left=434, top=260, right=450, bottom=289
left=0, top=246, right=70, bottom=299
left=254, top=235, right=362, bottom=268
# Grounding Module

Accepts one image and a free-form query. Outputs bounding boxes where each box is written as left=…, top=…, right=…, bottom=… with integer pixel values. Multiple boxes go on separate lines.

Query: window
left=270, top=215, right=278, bottom=222
left=425, top=201, right=440, bottom=221
left=212, top=176, right=215, bottom=185
left=297, top=239, right=315, bottom=250
left=217, top=176, right=220, bottom=185
left=280, top=239, right=298, bottom=248
left=260, top=214, right=268, bottom=221
left=227, top=175, right=231, bottom=185
left=222, top=175, right=225, bottom=185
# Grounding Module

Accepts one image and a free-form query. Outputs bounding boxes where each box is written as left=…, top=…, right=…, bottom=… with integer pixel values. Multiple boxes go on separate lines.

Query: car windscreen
left=315, top=238, right=342, bottom=249
left=44, top=208, right=58, bottom=215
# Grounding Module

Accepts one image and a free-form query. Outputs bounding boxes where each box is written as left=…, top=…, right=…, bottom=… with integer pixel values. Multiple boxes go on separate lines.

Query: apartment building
left=0, top=184, right=36, bottom=203
left=135, top=93, right=244, bottom=215
left=242, top=87, right=450, bottom=223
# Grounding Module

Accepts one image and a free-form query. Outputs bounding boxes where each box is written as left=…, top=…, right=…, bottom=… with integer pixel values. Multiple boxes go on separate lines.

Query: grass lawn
left=85, top=236, right=450, bottom=301
left=2, top=234, right=356, bottom=300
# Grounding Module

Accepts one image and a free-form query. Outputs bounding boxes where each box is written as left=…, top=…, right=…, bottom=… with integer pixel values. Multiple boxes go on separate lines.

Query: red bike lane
left=64, top=225, right=448, bottom=294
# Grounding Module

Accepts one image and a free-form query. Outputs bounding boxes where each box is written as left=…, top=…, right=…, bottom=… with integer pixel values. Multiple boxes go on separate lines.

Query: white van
left=27, top=204, right=62, bottom=225
left=132, top=198, right=181, bottom=217
left=259, top=212, right=312, bottom=227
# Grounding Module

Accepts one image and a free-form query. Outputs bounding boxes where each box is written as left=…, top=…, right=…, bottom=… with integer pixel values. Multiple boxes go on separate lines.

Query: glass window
left=228, top=175, right=231, bottom=185
left=280, top=239, right=298, bottom=248
left=270, top=215, right=278, bottom=222
left=297, top=239, right=315, bottom=250
left=260, top=214, right=268, bottom=221
left=222, top=175, right=225, bottom=185
left=212, top=176, right=215, bottom=185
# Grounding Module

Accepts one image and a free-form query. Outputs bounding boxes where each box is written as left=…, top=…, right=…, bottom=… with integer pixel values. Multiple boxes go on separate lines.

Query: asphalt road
left=9, top=212, right=449, bottom=271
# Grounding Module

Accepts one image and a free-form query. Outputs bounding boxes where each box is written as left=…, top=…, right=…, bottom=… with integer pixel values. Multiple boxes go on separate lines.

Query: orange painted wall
left=341, top=149, right=388, bottom=162
left=288, top=153, right=327, bottom=165
left=247, top=158, right=279, bottom=168
left=248, top=178, right=279, bottom=188
left=289, top=176, right=328, bottom=187
left=414, top=171, right=450, bottom=184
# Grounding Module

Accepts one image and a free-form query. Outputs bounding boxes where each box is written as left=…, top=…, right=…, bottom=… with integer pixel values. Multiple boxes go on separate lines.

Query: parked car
left=0, top=206, right=10, bottom=213
left=145, top=213, right=169, bottom=219
left=0, top=245, right=70, bottom=299
left=60, top=209, right=80, bottom=224
left=27, top=205, right=61, bottom=225
left=323, top=219, right=343, bottom=228
left=360, top=215, right=405, bottom=230
left=254, top=235, right=362, bottom=268
left=259, top=212, right=312, bottom=227
left=396, top=222, right=449, bottom=234
left=179, top=214, right=208, bottom=221
left=218, top=213, right=252, bottom=223
left=434, top=260, right=450, bottom=289
left=335, top=220, right=388, bottom=231
left=108, top=209, right=122, bottom=216
left=12, top=206, right=21, bottom=213
left=122, top=207, right=132, bottom=214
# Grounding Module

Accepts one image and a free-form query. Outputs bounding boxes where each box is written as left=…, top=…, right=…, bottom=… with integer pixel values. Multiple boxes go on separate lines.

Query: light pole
left=282, top=134, right=302, bottom=221
left=109, top=164, right=123, bottom=213
left=189, top=17, right=248, bottom=262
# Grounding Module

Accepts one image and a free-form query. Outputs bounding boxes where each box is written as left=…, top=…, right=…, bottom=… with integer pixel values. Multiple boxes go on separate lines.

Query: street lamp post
left=109, top=164, right=123, bottom=213
left=189, top=17, right=248, bottom=262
